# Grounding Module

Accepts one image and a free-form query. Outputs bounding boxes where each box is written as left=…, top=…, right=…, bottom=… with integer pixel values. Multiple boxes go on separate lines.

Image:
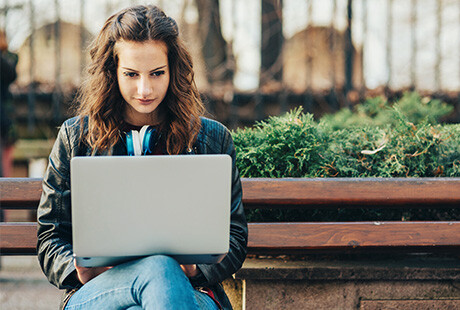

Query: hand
left=180, top=264, right=198, bottom=277
left=74, top=260, right=112, bottom=285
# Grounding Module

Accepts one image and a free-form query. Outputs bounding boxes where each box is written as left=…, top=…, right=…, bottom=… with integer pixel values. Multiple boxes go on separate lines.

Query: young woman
left=37, top=5, right=247, bottom=310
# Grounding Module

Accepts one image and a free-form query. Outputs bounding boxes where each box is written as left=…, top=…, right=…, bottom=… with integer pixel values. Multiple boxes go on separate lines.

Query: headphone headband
left=126, top=125, right=157, bottom=156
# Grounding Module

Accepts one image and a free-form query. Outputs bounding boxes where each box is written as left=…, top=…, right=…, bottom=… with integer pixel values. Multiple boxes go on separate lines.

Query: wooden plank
left=2, top=177, right=460, bottom=209
left=0, top=223, right=37, bottom=254
left=2, top=222, right=460, bottom=255
left=0, top=178, right=43, bottom=209
left=247, top=222, right=460, bottom=252
left=242, top=178, right=460, bottom=208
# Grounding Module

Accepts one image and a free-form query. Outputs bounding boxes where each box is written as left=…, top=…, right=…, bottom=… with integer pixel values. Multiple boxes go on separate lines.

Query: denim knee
left=129, top=255, right=182, bottom=279
left=138, top=255, right=179, bottom=269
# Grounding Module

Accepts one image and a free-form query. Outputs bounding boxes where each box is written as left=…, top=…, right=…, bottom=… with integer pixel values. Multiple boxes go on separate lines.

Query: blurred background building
left=1, top=0, right=459, bottom=144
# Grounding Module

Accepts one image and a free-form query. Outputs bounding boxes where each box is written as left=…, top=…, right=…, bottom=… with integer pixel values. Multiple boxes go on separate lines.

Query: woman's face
left=116, top=40, right=170, bottom=126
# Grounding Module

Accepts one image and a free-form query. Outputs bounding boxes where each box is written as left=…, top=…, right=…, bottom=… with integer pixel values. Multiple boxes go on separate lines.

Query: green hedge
left=233, top=92, right=459, bottom=178
left=320, top=91, right=453, bottom=130
left=232, top=92, right=460, bottom=221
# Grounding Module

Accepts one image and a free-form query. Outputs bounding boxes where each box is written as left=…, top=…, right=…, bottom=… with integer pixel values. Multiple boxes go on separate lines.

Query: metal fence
left=1, top=0, right=459, bottom=135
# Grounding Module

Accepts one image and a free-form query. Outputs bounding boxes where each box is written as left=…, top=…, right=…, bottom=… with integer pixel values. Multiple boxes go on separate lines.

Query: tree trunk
left=195, top=0, right=233, bottom=85
left=260, top=0, right=283, bottom=90
left=344, top=0, right=354, bottom=101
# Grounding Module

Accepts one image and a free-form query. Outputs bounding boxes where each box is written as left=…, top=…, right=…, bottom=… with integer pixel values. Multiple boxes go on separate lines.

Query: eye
left=123, top=72, right=137, bottom=78
left=151, top=70, right=165, bottom=77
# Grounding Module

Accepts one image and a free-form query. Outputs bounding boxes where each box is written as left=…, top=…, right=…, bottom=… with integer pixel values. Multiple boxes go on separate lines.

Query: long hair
left=76, top=5, right=204, bottom=154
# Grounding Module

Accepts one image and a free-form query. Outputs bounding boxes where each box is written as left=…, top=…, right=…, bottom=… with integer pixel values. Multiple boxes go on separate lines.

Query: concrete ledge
left=360, top=299, right=460, bottom=310
left=229, top=256, right=460, bottom=309
left=235, top=256, right=460, bottom=281
left=242, top=280, right=460, bottom=310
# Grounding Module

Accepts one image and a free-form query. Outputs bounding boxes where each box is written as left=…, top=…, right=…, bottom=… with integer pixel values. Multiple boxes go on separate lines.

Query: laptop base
left=74, top=253, right=226, bottom=267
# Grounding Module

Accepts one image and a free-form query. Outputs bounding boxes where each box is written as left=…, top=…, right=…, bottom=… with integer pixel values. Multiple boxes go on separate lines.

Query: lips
left=136, top=98, right=155, bottom=105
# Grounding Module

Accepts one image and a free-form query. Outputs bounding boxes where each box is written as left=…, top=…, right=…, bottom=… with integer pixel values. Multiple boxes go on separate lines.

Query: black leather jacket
left=37, top=116, right=248, bottom=309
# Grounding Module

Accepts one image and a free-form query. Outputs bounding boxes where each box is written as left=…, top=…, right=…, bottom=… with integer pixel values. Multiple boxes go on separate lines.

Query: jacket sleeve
left=192, top=128, right=248, bottom=286
left=37, top=122, right=81, bottom=290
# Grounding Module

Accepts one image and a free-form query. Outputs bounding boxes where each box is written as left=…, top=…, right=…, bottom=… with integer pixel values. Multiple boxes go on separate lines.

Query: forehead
left=115, top=40, right=168, bottom=67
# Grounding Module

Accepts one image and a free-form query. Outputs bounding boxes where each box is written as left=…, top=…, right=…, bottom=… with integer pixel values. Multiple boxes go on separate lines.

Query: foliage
left=232, top=92, right=460, bottom=221
left=320, top=117, right=460, bottom=178
left=234, top=109, right=326, bottom=178
left=233, top=108, right=459, bottom=179
left=320, top=91, right=453, bottom=130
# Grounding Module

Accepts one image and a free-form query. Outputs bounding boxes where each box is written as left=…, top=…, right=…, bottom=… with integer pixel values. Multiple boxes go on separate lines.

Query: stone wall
left=225, top=256, right=460, bottom=309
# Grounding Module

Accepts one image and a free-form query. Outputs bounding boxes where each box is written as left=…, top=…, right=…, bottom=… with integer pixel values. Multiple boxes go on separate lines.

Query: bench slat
left=2, top=178, right=460, bottom=210
left=248, top=221, right=460, bottom=253
left=0, top=223, right=37, bottom=254
left=3, top=222, right=460, bottom=255
left=242, top=178, right=460, bottom=208
left=0, top=178, right=43, bottom=209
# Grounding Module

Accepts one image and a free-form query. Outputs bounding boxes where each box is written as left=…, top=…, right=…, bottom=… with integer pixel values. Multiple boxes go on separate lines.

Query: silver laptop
left=70, top=155, right=231, bottom=267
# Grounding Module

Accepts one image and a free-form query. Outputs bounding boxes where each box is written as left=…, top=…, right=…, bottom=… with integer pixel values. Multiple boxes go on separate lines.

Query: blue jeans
left=65, top=255, right=219, bottom=310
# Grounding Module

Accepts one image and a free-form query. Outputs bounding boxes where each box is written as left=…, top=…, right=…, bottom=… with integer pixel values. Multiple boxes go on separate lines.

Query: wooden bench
left=1, top=177, right=460, bottom=255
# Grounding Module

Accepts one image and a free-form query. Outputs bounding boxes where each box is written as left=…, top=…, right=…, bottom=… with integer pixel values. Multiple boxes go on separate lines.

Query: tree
left=195, top=0, right=234, bottom=85
left=260, top=0, right=283, bottom=91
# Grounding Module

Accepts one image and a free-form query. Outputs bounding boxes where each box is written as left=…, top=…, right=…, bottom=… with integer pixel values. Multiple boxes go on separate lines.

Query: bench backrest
left=1, top=177, right=460, bottom=255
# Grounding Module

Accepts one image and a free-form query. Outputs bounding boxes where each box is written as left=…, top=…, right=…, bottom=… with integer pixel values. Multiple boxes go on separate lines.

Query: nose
left=137, top=76, right=152, bottom=98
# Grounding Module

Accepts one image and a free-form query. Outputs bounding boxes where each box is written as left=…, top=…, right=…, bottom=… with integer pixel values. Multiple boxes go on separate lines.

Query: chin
left=136, top=105, right=160, bottom=114
left=125, top=101, right=163, bottom=123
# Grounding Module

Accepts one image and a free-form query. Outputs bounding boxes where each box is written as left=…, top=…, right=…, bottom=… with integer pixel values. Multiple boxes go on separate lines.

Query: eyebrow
left=120, top=65, right=167, bottom=73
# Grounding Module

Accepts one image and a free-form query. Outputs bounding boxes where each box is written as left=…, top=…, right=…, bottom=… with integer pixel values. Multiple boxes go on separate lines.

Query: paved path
left=0, top=257, right=62, bottom=310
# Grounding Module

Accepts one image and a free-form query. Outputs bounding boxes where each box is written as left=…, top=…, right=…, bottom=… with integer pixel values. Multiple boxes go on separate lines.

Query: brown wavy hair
left=76, top=5, right=204, bottom=154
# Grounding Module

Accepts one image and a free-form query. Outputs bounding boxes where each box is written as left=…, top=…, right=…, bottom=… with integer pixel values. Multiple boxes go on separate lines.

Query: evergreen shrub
left=232, top=92, right=460, bottom=221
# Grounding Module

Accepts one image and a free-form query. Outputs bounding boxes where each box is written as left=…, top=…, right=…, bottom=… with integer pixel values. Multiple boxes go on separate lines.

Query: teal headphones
left=125, top=125, right=158, bottom=156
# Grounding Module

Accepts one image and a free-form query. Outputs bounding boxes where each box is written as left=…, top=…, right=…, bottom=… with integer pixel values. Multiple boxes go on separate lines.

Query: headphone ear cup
left=126, top=131, right=135, bottom=156
left=142, top=127, right=157, bottom=155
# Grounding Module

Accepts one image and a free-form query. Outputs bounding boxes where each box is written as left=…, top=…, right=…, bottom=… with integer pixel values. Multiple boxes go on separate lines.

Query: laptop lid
left=70, top=155, right=231, bottom=267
